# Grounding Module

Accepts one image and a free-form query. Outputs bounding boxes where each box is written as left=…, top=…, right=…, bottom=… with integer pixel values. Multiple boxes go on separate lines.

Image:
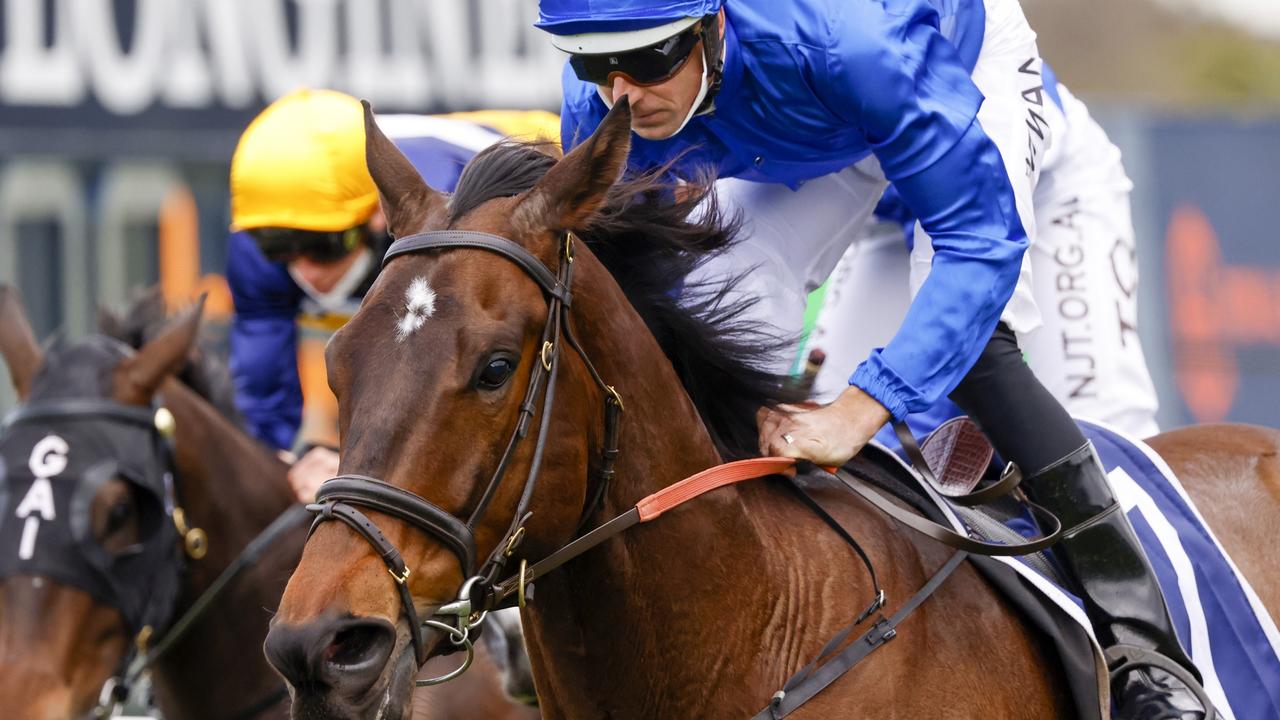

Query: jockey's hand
left=757, top=385, right=892, bottom=466
left=287, top=446, right=340, bottom=504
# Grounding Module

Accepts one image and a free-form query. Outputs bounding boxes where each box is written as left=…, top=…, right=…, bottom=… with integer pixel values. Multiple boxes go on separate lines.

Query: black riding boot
left=1025, top=443, right=1216, bottom=720
left=950, top=324, right=1217, bottom=718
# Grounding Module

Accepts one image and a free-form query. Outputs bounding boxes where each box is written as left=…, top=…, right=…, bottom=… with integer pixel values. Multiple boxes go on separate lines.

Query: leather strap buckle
left=504, top=526, right=526, bottom=558
left=605, top=384, right=625, bottom=412
left=517, top=559, right=530, bottom=609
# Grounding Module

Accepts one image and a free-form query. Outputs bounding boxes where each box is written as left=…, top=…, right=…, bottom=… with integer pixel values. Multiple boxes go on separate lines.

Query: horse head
left=264, top=97, right=638, bottom=719
left=0, top=286, right=205, bottom=718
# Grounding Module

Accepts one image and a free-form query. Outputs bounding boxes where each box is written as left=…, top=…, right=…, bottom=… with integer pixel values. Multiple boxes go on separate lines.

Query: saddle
left=920, top=416, right=992, bottom=498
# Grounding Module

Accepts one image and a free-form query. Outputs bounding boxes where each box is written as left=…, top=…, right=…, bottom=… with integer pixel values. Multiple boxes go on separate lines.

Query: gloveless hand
left=756, top=385, right=892, bottom=466
left=287, top=446, right=340, bottom=504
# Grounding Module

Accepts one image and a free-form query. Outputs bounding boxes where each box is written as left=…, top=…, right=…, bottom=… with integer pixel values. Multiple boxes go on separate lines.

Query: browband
left=384, top=231, right=570, bottom=305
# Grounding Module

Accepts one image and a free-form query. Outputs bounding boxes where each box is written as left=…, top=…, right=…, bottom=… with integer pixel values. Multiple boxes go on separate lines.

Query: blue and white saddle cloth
left=1082, top=420, right=1280, bottom=719
left=877, top=419, right=1280, bottom=719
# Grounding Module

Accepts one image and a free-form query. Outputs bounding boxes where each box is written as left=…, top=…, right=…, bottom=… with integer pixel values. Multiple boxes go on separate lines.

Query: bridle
left=308, top=229, right=623, bottom=683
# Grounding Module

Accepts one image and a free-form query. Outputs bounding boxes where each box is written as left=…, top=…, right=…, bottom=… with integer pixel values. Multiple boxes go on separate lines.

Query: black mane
left=450, top=142, right=801, bottom=459
left=98, top=290, right=245, bottom=426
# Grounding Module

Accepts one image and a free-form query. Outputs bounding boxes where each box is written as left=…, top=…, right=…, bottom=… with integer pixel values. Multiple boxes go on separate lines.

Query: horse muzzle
left=265, top=613, right=416, bottom=719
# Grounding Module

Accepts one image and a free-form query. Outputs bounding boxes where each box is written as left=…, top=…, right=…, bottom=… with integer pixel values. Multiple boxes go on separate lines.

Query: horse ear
left=514, top=96, right=632, bottom=232
left=0, top=285, right=43, bottom=401
left=113, top=294, right=206, bottom=405
left=97, top=305, right=126, bottom=342
left=363, top=100, right=447, bottom=238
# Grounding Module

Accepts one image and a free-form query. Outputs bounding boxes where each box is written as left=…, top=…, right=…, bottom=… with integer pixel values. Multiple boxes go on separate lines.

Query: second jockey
left=226, top=88, right=558, bottom=501
left=537, top=0, right=1212, bottom=717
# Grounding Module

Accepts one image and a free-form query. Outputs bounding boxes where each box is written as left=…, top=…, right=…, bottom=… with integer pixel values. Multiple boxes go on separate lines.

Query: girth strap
left=757, top=551, right=969, bottom=719
left=314, top=475, right=477, bottom=576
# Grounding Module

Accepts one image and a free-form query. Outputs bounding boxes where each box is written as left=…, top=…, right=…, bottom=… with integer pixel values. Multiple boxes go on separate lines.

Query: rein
left=96, top=505, right=310, bottom=717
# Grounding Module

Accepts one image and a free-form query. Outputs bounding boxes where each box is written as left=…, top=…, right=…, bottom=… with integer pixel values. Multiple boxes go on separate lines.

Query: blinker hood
left=0, top=402, right=184, bottom=636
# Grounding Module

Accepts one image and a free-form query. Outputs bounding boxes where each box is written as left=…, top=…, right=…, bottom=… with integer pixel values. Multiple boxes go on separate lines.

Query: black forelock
left=448, top=141, right=559, bottom=226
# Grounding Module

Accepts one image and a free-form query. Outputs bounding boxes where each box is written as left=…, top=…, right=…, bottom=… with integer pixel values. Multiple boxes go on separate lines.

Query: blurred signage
left=0, top=0, right=568, bottom=414
left=1146, top=120, right=1280, bottom=427
left=0, top=0, right=562, bottom=116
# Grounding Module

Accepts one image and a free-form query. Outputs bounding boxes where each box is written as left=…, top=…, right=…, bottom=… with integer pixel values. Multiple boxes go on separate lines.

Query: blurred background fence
left=1, top=0, right=1278, bottom=433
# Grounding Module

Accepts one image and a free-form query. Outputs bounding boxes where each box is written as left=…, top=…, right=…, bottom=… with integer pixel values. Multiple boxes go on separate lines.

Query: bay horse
left=0, top=288, right=538, bottom=720
left=264, top=99, right=1280, bottom=718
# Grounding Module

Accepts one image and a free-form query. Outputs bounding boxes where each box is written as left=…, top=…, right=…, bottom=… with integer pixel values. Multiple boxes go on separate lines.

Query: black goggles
left=248, top=226, right=365, bottom=264
left=568, top=18, right=707, bottom=87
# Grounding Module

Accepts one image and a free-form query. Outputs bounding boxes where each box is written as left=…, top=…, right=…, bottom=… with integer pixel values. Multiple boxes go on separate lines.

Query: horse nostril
left=265, top=616, right=397, bottom=694
left=326, top=621, right=393, bottom=668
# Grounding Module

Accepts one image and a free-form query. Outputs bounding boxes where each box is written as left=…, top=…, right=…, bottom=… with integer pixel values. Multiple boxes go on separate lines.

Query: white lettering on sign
left=0, top=0, right=563, bottom=114
left=16, top=434, right=69, bottom=560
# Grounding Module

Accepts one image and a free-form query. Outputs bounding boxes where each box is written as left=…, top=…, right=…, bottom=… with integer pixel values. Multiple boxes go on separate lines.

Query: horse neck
left=148, top=380, right=301, bottom=719
left=521, top=253, right=856, bottom=715
left=570, top=255, right=726, bottom=504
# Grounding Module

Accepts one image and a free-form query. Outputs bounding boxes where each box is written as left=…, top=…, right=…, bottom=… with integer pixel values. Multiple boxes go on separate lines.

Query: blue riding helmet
left=536, top=0, right=723, bottom=37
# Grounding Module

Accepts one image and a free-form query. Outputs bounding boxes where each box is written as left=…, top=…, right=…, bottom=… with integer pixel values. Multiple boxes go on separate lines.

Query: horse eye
left=477, top=357, right=515, bottom=390
left=105, top=501, right=133, bottom=535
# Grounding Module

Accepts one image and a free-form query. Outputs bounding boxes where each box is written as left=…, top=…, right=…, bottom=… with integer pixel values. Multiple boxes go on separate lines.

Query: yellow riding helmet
left=441, top=109, right=562, bottom=147
left=230, top=88, right=379, bottom=233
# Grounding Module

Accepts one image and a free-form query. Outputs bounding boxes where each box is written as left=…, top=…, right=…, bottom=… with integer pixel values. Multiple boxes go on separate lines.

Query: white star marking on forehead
left=395, top=276, right=436, bottom=342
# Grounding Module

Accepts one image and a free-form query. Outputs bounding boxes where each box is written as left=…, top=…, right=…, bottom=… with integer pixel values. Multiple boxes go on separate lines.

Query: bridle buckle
left=605, top=384, right=626, bottom=412
left=517, top=559, right=531, bottom=609
left=504, top=526, right=527, bottom=558
left=389, top=566, right=411, bottom=585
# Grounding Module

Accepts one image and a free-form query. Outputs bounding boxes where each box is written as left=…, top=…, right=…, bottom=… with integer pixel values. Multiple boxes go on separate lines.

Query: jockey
left=227, top=88, right=558, bottom=500
left=537, top=1, right=1212, bottom=717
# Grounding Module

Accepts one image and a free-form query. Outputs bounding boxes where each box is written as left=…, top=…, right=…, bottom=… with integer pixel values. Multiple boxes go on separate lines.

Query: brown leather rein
left=306, top=227, right=1070, bottom=698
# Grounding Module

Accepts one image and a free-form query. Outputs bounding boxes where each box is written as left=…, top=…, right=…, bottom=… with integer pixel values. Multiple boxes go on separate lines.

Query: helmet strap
left=693, top=12, right=724, bottom=117
left=288, top=247, right=374, bottom=314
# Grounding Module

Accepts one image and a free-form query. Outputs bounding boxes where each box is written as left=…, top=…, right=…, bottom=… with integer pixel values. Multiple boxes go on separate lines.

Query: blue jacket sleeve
left=226, top=231, right=304, bottom=450
left=824, top=1, right=1029, bottom=419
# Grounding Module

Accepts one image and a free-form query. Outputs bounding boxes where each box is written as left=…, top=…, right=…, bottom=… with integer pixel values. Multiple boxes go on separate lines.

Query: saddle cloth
left=893, top=418, right=1280, bottom=720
